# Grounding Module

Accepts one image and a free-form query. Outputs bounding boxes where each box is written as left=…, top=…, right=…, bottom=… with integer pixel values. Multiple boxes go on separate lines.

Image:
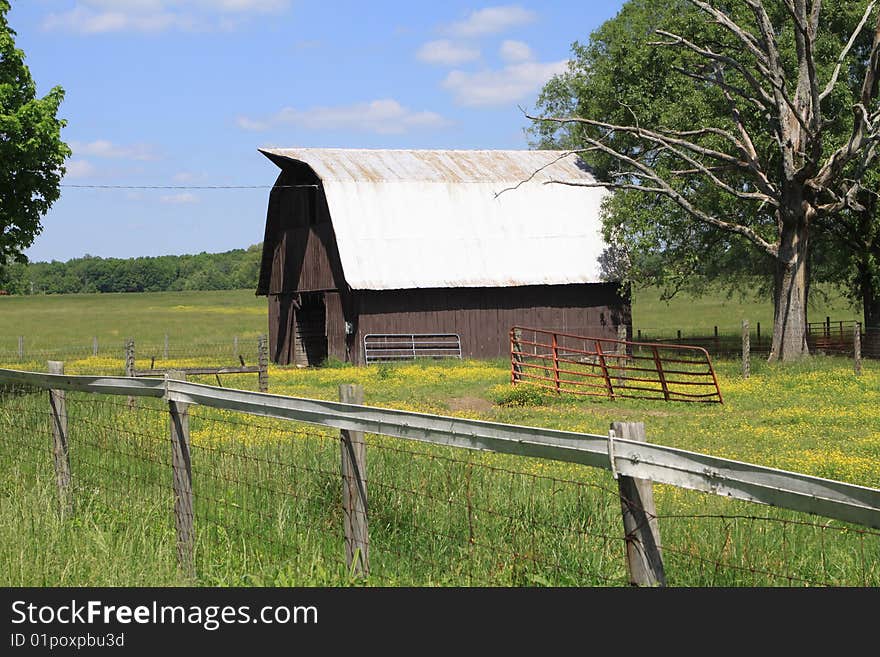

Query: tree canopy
left=0, top=244, right=263, bottom=295
left=0, top=0, right=69, bottom=270
left=532, top=0, right=880, bottom=359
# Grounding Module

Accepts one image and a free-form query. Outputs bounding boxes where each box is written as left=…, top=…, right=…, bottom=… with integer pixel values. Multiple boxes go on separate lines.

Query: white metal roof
left=261, top=148, right=610, bottom=290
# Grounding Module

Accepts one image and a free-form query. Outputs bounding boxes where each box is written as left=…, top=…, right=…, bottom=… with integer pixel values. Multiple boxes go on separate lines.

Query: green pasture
left=0, top=289, right=265, bottom=354
left=0, top=286, right=877, bottom=586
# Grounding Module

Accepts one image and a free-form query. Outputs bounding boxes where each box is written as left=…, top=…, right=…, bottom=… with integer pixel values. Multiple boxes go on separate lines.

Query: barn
left=256, top=148, right=630, bottom=366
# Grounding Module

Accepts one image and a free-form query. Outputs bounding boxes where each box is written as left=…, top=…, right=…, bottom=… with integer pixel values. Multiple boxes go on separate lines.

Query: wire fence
left=1, top=371, right=878, bottom=587
left=0, top=335, right=264, bottom=368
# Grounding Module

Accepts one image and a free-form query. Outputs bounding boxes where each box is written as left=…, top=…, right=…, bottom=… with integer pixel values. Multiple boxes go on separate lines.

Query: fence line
left=2, top=367, right=878, bottom=533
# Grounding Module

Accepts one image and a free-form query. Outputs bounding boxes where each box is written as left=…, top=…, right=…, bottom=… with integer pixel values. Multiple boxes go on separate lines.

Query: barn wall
left=351, top=283, right=630, bottom=363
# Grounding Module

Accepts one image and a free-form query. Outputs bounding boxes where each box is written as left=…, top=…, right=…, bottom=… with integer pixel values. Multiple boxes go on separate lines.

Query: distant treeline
left=0, top=244, right=262, bottom=295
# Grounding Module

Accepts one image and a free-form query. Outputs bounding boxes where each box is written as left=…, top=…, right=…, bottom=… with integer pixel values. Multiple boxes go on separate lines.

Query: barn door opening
left=293, top=292, right=328, bottom=367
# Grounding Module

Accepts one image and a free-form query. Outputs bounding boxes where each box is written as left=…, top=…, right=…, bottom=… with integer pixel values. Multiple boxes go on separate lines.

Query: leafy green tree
left=531, top=0, right=880, bottom=360
left=0, top=1, right=69, bottom=273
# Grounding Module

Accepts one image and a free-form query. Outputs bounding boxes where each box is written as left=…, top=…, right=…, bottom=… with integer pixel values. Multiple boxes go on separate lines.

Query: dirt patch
left=447, top=396, right=495, bottom=413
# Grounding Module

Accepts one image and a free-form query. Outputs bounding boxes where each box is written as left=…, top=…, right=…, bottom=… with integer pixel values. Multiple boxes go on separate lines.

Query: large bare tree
left=531, top=0, right=880, bottom=361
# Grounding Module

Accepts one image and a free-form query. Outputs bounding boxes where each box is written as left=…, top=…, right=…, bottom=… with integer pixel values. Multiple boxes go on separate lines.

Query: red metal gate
left=510, top=327, right=723, bottom=404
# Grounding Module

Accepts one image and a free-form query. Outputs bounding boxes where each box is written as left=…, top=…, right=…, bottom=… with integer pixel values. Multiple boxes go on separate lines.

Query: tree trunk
left=860, top=259, right=880, bottom=359
left=769, top=219, right=810, bottom=362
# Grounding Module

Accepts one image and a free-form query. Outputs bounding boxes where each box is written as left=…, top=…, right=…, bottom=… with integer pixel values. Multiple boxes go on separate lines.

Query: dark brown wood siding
left=263, top=170, right=352, bottom=366
left=350, top=284, right=630, bottom=363
left=266, top=186, right=343, bottom=295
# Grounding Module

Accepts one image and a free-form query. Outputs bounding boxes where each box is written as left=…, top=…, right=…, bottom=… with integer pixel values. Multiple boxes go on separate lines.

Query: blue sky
left=9, top=1, right=626, bottom=262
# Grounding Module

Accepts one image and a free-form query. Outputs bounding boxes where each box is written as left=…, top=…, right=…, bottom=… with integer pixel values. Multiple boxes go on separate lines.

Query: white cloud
left=500, top=39, right=533, bottom=63
left=65, top=159, right=97, bottom=179
left=446, top=6, right=536, bottom=38
left=42, top=0, right=290, bottom=34
left=160, top=192, right=200, bottom=204
left=236, top=116, right=270, bottom=131
left=443, top=59, right=567, bottom=107
left=43, top=6, right=190, bottom=33
left=70, top=140, right=159, bottom=161
left=172, top=171, right=207, bottom=183
left=237, top=99, right=450, bottom=135
left=417, top=40, right=480, bottom=66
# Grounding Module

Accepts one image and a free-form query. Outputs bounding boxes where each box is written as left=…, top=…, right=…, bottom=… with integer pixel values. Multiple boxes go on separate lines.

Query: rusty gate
left=510, top=327, right=723, bottom=404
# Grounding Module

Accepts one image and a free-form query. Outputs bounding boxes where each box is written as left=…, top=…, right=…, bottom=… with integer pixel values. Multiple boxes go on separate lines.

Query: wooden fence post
left=233, top=335, right=239, bottom=360
left=17, top=336, right=23, bottom=362
left=742, top=320, right=750, bottom=379
left=610, top=421, right=665, bottom=587
left=339, top=384, right=369, bottom=577
left=92, top=336, right=98, bottom=357
left=551, top=332, right=560, bottom=393
left=125, top=338, right=135, bottom=409
left=167, top=370, right=195, bottom=580
left=163, top=334, right=169, bottom=360
left=47, top=361, right=72, bottom=516
left=510, top=328, right=524, bottom=384
left=616, top=324, right=628, bottom=389
left=854, top=323, right=862, bottom=377
left=258, top=334, right=269, bottom=393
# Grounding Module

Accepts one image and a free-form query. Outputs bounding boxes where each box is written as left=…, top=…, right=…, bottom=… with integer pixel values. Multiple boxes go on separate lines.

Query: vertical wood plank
left=611, top=421, right=665, bottom=587
left=125, top=338, right=135, bottom=409
left=616, top=324, right=628, bottom=389
left=125, top=338, right=135, bottom=375
left=339, top=384, right=369, bottom=577
left=552, top=332, right=560, bottom=393
left=854, top=322, right=862, bottom=377
left=92, top=336, right=98, bottom=357
left=47, top=361, right=72, bottom=516
left=164, top=334, right=169, bottom=360
left=17, top=336, right=23, bottom=362
left=167, top=370, right=195, bottom=580
left=510, top=328, right=524, bottom=384
left=742, top=320, right=751, bottom=379
left=258, top=334, right=269, bottom=392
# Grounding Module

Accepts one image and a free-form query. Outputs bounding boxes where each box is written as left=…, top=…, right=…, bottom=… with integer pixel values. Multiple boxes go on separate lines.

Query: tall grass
left=1, top=384, right=877, bottom=587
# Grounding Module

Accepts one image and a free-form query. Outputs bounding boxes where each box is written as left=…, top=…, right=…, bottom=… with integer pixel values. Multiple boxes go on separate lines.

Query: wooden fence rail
left=2, top=366, right=879, bottom=584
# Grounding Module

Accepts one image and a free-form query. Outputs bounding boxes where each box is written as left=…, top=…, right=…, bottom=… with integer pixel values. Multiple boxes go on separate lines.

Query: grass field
left=0, top=283, right=863, bottom=354
left=0, top=289, right=265, bottom=356
left=0, top=287, right=877, bottom=586
left=632, top=282, right=860, bottom=335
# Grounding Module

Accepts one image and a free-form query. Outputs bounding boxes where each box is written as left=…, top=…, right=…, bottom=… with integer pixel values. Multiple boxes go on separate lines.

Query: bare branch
left=819, top=1, right=876, bottom=102
left=689, top=1, right=769, bottom=66
left=652, top=30, right=774, bottom=106
left=493, top=150, right=582, bottom=198
left=526, top=125, right=780, bottom=257
left=813, top=11, right=880, bottom=188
